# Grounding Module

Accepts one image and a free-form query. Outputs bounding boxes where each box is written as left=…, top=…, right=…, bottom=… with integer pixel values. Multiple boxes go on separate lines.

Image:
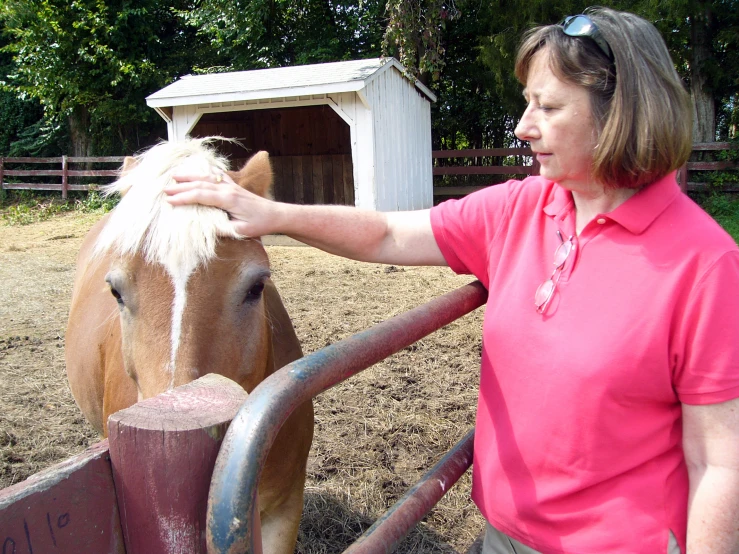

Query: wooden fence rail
left=1, top=143, right=736, bottom=202
left=432, top=142, right=739, bottom=197
left=677, top=142, right=739, bottom=192
left=0, top=156, right=125, bottom=199
left=432, top=147, right=538, bottom=197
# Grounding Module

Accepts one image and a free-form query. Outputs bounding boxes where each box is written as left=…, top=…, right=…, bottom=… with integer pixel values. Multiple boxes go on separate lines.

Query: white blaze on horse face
left=167, top=262, right=198, bottom=382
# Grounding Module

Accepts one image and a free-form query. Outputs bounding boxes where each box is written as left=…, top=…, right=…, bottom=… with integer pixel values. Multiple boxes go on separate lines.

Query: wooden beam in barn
left=107, top=374, right=248, bottom=554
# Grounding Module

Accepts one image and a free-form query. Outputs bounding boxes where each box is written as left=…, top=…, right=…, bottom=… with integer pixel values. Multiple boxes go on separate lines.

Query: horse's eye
left=110, top=287, right=124, bottom=306
left=244, top=281, right=265, bottom=303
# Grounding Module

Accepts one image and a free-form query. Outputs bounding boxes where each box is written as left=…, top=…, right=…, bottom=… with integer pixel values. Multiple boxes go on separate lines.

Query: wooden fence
left=432, top=147, right=539, bottom=198
left=1, top=143, right=736, bottom=202
left=0, top=156, right=125, bottom=199
left=432, top=142, right=739, bottom=196
left=677, top=142, right=739, bottom=192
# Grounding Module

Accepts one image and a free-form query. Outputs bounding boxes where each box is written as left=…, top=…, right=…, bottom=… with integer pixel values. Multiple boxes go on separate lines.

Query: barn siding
left=363, top=69, right=432, bottom=211
left=332, top=91, right=376, bottom=210
left=160, top=59, right=433, bottom=212
left=268, top=155, right=353, bottom=206
left=191, top=106, right=351, bottom=160
left=189, top=106, right=355, bottom=206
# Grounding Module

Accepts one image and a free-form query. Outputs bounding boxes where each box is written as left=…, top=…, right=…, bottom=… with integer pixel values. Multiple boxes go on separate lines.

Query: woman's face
left=515, top=48, right=599, bottom=193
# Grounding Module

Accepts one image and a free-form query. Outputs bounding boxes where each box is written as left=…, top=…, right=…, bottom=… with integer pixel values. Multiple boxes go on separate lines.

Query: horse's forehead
left=215, top=238, right=269, bottom=264
left=111, top=238, right=268, bottom=286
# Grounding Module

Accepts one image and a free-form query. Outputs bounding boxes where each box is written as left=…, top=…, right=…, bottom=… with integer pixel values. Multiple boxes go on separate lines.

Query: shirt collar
left=542, top=171, right=681, bottom=235
left=607, top=172, right=681, bottom=234
left=543, top=180, right=574, bottom=219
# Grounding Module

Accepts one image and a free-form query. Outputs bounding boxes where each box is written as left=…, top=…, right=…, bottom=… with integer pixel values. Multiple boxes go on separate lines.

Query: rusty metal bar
left=207, top=281, right=487, bottom=554
left=344, top=429, right=475, bottom=554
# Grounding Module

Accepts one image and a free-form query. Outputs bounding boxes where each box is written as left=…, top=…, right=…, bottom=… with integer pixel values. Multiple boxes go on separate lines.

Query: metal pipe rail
left=207, top=281, right=488, bottom=554
left=344, top=429, right=475, bottom=554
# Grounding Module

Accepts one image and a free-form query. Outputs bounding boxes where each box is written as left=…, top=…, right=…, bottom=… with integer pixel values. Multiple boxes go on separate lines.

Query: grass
left=0, top=190, right=117, bottom=225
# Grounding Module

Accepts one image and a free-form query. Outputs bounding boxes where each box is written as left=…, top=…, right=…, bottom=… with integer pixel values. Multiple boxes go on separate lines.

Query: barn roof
left=146, top=58, right=436, bottom=108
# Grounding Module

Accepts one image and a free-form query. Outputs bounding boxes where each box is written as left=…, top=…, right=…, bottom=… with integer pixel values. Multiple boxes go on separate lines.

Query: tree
left=0, top=0, right=215, bottom=155
left=383, top=0, right=449, bottom=86
left=0, top=31, right=46, bottom=155
left=434, top=0, right=738, bottom=147
left=425, top=0, right=593, bottom=149
left=629, top=0, right=739, bottom=142
left=180, top=0, right=386, bottom=71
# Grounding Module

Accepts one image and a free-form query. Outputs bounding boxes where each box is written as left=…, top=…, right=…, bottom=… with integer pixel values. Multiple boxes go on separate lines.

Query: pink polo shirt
left=430, top=173, right=739, bottom=553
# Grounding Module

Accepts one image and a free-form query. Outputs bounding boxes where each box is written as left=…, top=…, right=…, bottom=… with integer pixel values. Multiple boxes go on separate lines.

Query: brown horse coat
left=65, top=140, right=313, bottom=553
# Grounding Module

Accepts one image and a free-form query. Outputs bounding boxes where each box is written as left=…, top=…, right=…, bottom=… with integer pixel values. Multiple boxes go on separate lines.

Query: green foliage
left=0, top=193, right=71, bottom=224
left=383, top=0, right=450, bottom=84
left=74, top=190, right=118, bottom=212
left=0, top=0, right=736, bottom=158
left=700, top=193, right=739, bottom=244
left=5, top=117, right=65, bottom=156
left=0, top=189, right=117, bottom=225
left=179, top=0, right=385, bottom=71
left=690, top=145, right=739, bottom=243
left=0, top=0, right=211, bottom=155
left=0, top=91, right=44, bottom=154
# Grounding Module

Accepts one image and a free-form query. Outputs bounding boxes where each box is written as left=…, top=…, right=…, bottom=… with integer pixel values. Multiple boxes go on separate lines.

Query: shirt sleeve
left=674, top=250, right=739, bottom=404
left=430, top=181, right=516, bottom=288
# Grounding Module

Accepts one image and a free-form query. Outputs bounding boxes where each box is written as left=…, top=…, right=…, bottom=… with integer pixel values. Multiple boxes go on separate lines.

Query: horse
left=64, top=138, right=314, bottom=554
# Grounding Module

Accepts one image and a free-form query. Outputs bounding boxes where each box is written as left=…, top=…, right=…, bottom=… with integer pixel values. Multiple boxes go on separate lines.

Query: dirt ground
left=0, top=212, right=486, bottom=553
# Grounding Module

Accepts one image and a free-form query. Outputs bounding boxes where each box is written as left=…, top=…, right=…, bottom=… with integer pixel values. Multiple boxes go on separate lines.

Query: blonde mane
left=93, top=138, right=240, bottom=278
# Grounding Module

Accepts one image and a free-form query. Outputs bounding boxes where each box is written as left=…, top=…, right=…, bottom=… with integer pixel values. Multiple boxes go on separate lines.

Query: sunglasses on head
left=561, top=14, right=613, bottom=61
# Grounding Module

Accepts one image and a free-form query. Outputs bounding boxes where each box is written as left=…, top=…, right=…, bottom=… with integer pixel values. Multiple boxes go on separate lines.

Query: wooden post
left=677, top=164, right=688, bottom=194
left=0, top=158, right=4, bottom=198
left=107, top=374, right=248, bottom=554
left=61, top=155, right=69, bottom=200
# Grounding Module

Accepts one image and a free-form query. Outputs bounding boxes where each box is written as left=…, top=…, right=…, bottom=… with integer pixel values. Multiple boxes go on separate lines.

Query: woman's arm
left=165, top=173, right=447, bottom=266
left=683, top=397, right=739, bottom=553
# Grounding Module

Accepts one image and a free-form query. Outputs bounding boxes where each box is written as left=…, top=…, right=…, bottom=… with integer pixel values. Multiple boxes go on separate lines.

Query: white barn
left=146, top=58, right=436, bottom=211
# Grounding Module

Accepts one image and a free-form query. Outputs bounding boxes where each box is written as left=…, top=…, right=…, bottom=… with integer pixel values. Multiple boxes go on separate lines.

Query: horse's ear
left=121, top=156, right=138, bottom=174
left=227, top=151, right=273, bottom=199
left=115, top=156, right=139, bottom=197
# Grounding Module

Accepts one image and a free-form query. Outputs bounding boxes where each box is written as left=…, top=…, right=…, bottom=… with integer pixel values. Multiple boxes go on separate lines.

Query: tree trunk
left=68, top=104, right=93, bottom=157
left=690, top=3, right=716, bottom=143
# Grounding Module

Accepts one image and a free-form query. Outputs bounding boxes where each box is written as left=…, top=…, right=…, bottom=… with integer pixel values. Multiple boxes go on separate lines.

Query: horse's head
left=94, top=139, right=277, bottom=401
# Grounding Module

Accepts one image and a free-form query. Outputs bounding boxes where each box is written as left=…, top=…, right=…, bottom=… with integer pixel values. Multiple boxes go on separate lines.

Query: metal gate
left=207, top=281, right=488, bottom=553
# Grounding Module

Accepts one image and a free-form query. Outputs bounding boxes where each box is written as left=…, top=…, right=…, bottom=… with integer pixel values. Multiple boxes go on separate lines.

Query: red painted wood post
left=107, top=374, right=248, bottom=554
left=61, top=155, right=69, bottom=199
left=0, top=441, right=125, bottom=553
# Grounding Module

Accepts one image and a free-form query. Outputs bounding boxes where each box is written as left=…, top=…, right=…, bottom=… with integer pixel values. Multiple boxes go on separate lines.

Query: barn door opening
left=191, top=105, right=354, bottom=206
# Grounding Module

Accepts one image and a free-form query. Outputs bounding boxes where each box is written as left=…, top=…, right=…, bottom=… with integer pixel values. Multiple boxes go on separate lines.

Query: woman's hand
left=165, top=172, right=281, bottom=237
left=164, top=171, right=446, bottom=266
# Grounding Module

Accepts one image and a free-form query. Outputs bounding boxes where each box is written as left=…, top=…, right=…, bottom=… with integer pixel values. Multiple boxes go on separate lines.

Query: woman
left=166, top=8, right=739, bottom=553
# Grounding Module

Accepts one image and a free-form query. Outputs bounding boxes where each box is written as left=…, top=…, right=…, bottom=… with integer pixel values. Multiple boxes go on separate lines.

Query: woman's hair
left=515, top=7, right=693, bottom=189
